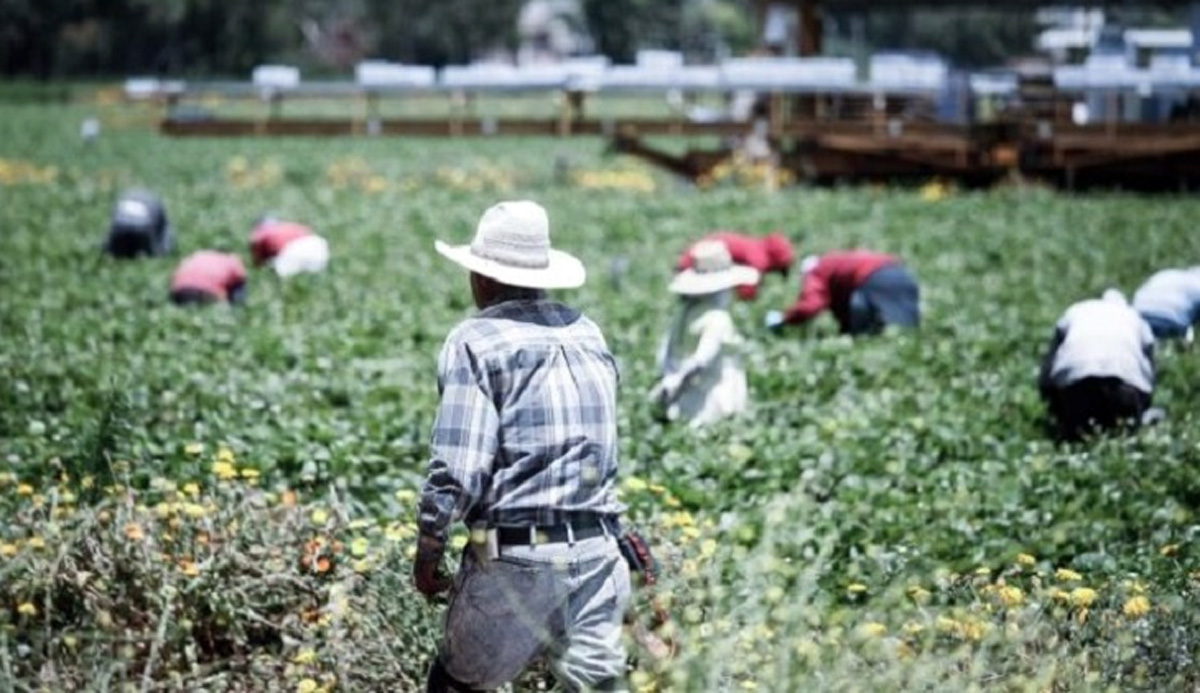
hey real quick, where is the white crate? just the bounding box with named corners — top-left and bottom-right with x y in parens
top-left (721, 57), bottom-right (857, 90)
top-left (355, 61), bottom-right (436, 88)
top-left (252, 65), bottom-right (301, 89)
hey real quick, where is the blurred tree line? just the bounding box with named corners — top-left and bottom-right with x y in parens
top-left (0, 0), bottom-right (756, 78)
top-left (0, 0), bottom-right (1187, 78)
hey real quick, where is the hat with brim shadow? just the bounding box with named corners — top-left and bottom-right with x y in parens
top-left (669, 240), bottom-right (760, 295)
top-left (435, 200), bottom-right (585, 290)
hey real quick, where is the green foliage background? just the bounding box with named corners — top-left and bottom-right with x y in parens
top-left (3, 100), bottom-right (1200, 688)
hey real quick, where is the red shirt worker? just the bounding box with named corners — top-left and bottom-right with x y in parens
top-left (676, 231), bottom-right (795, 300)
top-left (249, 218), bottom-right (312, 266)
top-left (249, 218), bottom-right (330, 277)
top-left (767, 250), bottom-right (919, 335)
top-left (169, 251), bottom-right (247, 306)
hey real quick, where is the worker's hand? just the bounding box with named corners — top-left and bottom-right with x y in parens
top-left (413, 534), bottom-right (451, 599)
top-left (764, 310), bottom-right (784, 332)
top-left (651, 372), bottom-right (686, 405)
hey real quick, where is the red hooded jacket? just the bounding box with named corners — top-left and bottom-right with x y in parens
top-left (783, 251), bottom-right (899, 326)
top-left (676, 232), bottom-right (795, 300)
top-left (170, 251), bottom-right (247, 301)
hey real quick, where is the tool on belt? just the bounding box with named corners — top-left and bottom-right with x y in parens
top-left (618, 528), bottom-right (676, 661)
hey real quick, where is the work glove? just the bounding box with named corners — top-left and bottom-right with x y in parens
top-left (413, 534), bottom-right (452, 599)
top-left (649, 372), bottom-right (685, 405)
top-left (764, 310), bottom-right (784, 332)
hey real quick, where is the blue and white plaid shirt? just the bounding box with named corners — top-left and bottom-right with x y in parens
top-left (418, 299), bottom-right (624, 542)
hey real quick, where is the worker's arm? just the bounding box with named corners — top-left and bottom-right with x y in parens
top-left (782, 264), bottom-right (831, 325)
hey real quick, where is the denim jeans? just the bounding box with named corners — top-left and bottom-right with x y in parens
top-left (438, 534), bottom-right (631, 692)
top-left (846, 265), bottom-right (920, 335)
top-left (1140, 313), bottom-right (1190, 340)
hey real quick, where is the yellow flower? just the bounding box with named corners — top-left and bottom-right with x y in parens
top-left (1055, 568), bottom-right (1082, 582)
top-left (663, 511), bottom-right (694, 529)
top-left (239, 468), bottom-right (260, 480)
top-left (996, 585), bottom-right (1025, 608)
top-left (1016, 553), bottom-right (1036, 567)
top-left (292, 649), bottom-right (317, 665)
top-left (0, 543), bottom-right (18, 557)
top-left (630, 670), bottom-right (656, 693)
top-left (179, 560), bottom-right (200, 577)
top-left (394, 488), bottom-right (416, 504)
top-left (919, 180), bottom-right (949, 202)
top-left (1123, 595), bottom-right (1151, 618)
top-left (385, 523), bottom-right (414, 542)
top-left (906, 585), bottom-right (930, 603)
top-left (846, 583), bottom-right (868, 595)
top-left (184, 443), bottom-right (203, 456)
top-left (124, 523), bottom-right (145, 541)
top-left (311, 509), bottom-right (329, 526)
top-left (350, 537), bottom-right (370, 557)
top-left (211, 461), bottom-right (237, 481)
top-left (182, 482), bottom-right (201, 498)
top-left (296, 679), bottom-right (319, 693)
top-left (858, 622), bottom-right (887, 638)
top-left (1069, 587), bottom-right (1097, 607)
top-left (902, 621), bottom-right (924, 636)
top-left (974, 566), bottom-right (991, 576)
top-left (26, 536), bottom-right (45, 550)
top-left (935, 616), bottom-right (959, 632)
top-left (1160, 544), bottom-right (1180, 557)
top-left (17, 602), bottom-right (37, 616)
top-left (621, 476), bottom-right (648, 493)
top-left (16, 483), bottom-right (34, 496)
top-left (352, 559), bottom-right (371, 574)
top-left (182, 503), bottom-right (207, 519)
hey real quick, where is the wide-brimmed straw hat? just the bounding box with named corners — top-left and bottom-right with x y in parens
top-left (669, 240), bottom-right (760, 295)
top-left (434, 200), bottom-right (586, 289)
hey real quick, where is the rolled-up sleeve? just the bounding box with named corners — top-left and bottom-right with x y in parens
top-left (418, 338), bottom-right (500, 542)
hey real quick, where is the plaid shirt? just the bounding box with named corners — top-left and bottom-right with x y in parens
top-left (418, 299), bottom-right (623, 542)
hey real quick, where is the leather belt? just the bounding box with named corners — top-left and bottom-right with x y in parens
top-left (494, 516), bottom-right (613, 546)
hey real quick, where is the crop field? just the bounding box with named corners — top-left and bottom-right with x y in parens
top-left (3, 98), bottom-right (1200, 691)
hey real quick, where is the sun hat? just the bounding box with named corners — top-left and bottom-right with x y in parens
top-left (272, 234), bottom-right (330, 278)
top-left (669, 240), bottom-right (760, 295)
top-left (1101, 288), bottom-right (1128, 305)
top-left (434, 200), bottom-right (586, 289)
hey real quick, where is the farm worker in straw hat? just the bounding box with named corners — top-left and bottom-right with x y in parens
top-left (652, 240), bottom-right (759, 428)
top-left (168, 250), bottom-right (246, 306)
top-left (1038, 289), bottom-right (1159, 441)
top-left (1132, 266), bottom-right (1200, 343)
top-left (249, 217), bottom-right (330, 278)
top-left (103, 188), bottom-right (174, 259)
top-left (766, 250), bottom-right (919, 335)
top-left (675, 231), bottom-right (794, 300)
top-left (416, 200), bottom-right (633, 692)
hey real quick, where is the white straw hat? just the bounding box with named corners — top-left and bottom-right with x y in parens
top-left (435, 200), bottom-right (586, 289)
top-left (669, 240), bottom-right (760, 295)
top-left (272, 234), bottom-right (330, 278)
